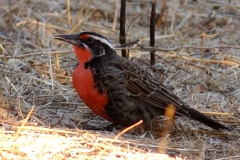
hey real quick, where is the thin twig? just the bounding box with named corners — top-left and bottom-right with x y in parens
top-left (168, 54), bottom-right (238, 66)
top-left (119, 0), bottom-right (127, 58)
top-left (112, 0), bottom-right (119, 30)
top-left (67, 0), bottom-right (71, 25)
top-left (159, 105), bottom-right (175, 153)
top-left (150, 2), bottom-right (156, 65)
top-left (14, 106), bottom-right (35, 139)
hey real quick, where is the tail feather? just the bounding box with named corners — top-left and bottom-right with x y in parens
top-left (177, 105), bottom-right (230, 131)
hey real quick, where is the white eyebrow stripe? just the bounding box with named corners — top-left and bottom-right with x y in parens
top-left (90, 35), bottom-right (114, 49)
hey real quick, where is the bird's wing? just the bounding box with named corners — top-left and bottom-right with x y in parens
top-left (107, 58), bottom-right (188, 115)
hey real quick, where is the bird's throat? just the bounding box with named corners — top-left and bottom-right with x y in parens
top-left (73, 45), bottom-right (92, 64)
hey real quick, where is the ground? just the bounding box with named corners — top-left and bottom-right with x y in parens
top-left (0, 0), bottom-right (239, 159)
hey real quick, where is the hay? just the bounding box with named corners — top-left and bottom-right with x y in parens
top-left (0, 0), bottom-right (239, 159)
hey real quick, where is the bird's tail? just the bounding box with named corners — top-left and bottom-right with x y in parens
top-left (177, 105), bottom-right (230, 131)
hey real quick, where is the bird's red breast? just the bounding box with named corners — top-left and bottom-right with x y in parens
top-left (72, 45), bottom-right (111, 121)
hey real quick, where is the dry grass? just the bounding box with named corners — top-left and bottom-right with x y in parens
top-left (0, 0), bottom-right (240, 159)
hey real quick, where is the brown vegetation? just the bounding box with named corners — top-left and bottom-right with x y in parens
top-left (0, 0), bottom-right (239, 159)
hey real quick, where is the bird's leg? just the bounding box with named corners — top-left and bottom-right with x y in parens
top-left (82, 125), bottom-right (103, 131)
top-left (82, 123), bottom-right (122, 131)
top-left (102, 123), bottom-right (123, 131)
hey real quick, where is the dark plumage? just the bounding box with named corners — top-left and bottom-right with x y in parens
top-left (54, 32), bottom-right (230, 131)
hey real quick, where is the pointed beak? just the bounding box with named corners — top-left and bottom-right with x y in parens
top-left (54, 34), bottom-right (83, 46)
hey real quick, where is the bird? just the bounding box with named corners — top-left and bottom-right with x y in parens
top-left (54, 32), bottom-right (230, 131)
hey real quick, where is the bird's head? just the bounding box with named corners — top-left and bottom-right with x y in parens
top-left (54, 32), bottom-right (115, 63)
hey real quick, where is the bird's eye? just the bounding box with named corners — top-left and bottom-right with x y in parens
top-left (87, 38), bottom-right (94, 43)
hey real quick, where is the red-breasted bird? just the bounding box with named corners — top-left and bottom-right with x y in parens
top-left (54, 32), bottom-right (229, 131)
